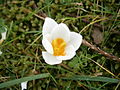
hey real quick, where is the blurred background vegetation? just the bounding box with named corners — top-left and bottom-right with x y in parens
top-left (0, 0), bottom-right (120, 89)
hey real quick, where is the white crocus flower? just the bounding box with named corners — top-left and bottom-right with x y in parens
top-left (21, 81), bottom-right (28, 90)
top-left (42, 17), bottom-right (82, 65)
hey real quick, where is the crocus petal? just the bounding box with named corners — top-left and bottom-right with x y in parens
top-left (0, 51), bottom-right (2, 55)
top-left (42, 35), bottom-right (53, 54)
top-left (56, 45), bottom-right (76, 60)
top-left (21, 81), bottom-right (28, 90)
top-left (51, 23), bottom-right (70, 43)
top-left (44, 34), bottom-right (52, 43)
top-left (42, 17), bottom-right (58, 36)
top-left (42, 51), bottom-right (62, 65)
top-left (1, 28), bottom-right (7, 40)
top-left (68, 32), bottom-right (82, 51)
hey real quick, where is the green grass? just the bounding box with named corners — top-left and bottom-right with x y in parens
top-left (0, 0), bottom-right (120, 89)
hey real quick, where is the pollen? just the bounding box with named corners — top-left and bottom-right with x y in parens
top-left (52, 38), bottom-right (66, 56)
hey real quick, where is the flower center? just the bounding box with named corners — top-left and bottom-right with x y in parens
top-left (52, 38), bottom-right (66, 56)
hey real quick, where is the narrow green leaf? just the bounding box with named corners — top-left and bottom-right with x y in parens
top-left (0, 73), bottom-right (50, 89)
top-left (62, 75), bottom-right (120, 83)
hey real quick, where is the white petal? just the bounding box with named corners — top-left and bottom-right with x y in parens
top-left (42, 35), bottom-right (53, 54)
top-left (42, 17), bottom-right (58, 36)
top-left (68, 32), bottom-right (82, 51)
top-left (1, 28), bottom-right (7, 40)
top-left (21, 81), bottom-right (28, 90)
top-left (43, 34), bottom-right (52, 43)
top-left (51, 23), bottom-right (70, 42)
top-left (56, 45), bottom-right (76, 60)
top-left (0, 51), bottom-right (2, 55)
top-left (42, 51), bottom-right (62, 65)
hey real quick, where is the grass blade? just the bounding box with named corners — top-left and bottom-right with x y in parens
top-left (0, 73), bottom-right (50, 88)
top-left (62, 75), bottom-right (120, 83)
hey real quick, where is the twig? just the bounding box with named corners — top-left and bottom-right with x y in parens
top-left (82, 39), bottom-right (120, 62)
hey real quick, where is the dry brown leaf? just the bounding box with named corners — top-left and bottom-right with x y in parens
top-left (92, 27), bottom-right (103, 44)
